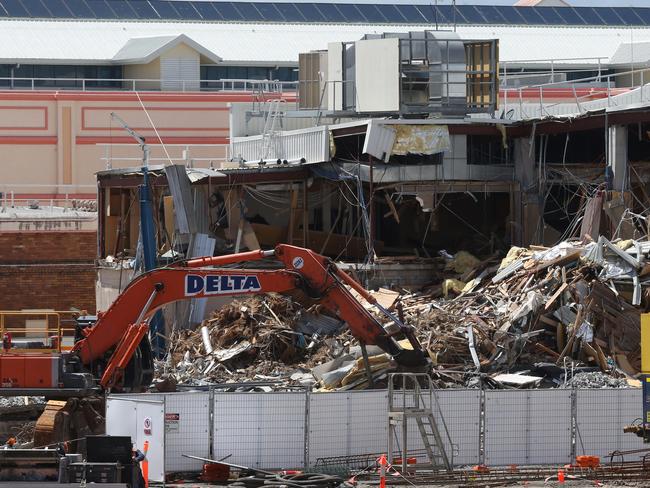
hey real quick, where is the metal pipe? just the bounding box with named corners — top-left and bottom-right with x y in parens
top-left (135, 288), bottom-right (160, 326)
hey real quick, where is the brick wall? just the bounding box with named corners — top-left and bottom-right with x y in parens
top-left (0, 231), bottom-right (96, 312)
top-left (0, 231), bottom-right (96, 264)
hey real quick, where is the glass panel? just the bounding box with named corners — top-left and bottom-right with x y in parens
top-left (148, 0), bottom-right (179, 19)
top-left (65, 0), bottom-right (94, 17)
top-left (415, 4), bottom-right (436, 23)
top-left (314, 3), bottom-right (344, 22)
top-left (173, 0), bottom-right (200, 19)
top-left (247, 66), bottom-right (269, 79)
top-left (0, 65), bottom-right (10, 83)
top-left (6, 64), bottom-right (32, 86)
top-left (554, 7), bottom-right (585, 26)
top-left (376, 5), bottom-right (404, 22)
top-left (495, 6), bottom-right (526, 24)
top-left (234, 3), bottom-right (264, 20)
top-left (129, 0), bottom-right (157, 18)
top-left (79, 65), bottom-right (98, 78)
top-left (535, 6), bottom-right (564, 24)
top-left (0, 4), bottom-right (7, 15)
top-left (213, 2), bottom-right (243, 21)
top-left (22, 0), bottom-right (51, 17)
top-left (227, 66), bottom-right (247, 79)
top-left (252, 2), bottom-right (283, 21)
top-left (295, 3), bottom-right (324, 22)
top-left (474, 6), bottom-right (506, 24)
top-left (271, 66), bottom-right (298, 81)
top-left (437, 5), bottom-right (467, 24)
top-left (105, 0), bottom-right (136, 18)
top-left (514, 7), bottom-right (545, 25)
top-left (614, 8), bottom-right (643, 25)
top-left (33, 65), bottom-right (54, 87)
top-left (335, 4), bottom-right (365, 22)
top-left (86, 0), bottom-right (116, 18)
top-left (1, 0), bottom-right (29, 16)
top-left (631, 8), bottom-right (650, 26)
top-left (394, 5), bottom-right (424, 23)
top-left (97, 65), bottom-right (122, 88)
top-left (48, 0), bottom-right (75, 17)
top-left (595, 7), bottom-right (625, 26)
top-left (356, 4), bottom-right (386, 23)
top-left (574, 8), bottom-right (605, 26)
top-left (54, 65), bottom-right (79, 87)
top-left (457, 5), bottom-right (487, 24)
top-left (273, 3), bottom-right (304, 22)
top-left (191, 2), bottom-right (220, 20)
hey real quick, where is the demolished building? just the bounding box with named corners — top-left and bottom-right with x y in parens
top-left (93, 30), bottom-right (650, 392)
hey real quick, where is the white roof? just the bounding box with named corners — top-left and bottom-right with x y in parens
top-left (609, 41), bottom-right (650, 67)
top-left (0, 19), bottom-right (649, 66)
top-left (112, 34), bottom-right (222, 64)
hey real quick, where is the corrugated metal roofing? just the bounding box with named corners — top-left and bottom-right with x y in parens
top-left (0, 19), bottom-right (648, 66)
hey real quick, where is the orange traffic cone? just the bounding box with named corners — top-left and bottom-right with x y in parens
top-left (142, 440), bottom-right (150, 488)
top-left (558, 469), bottom-right (565, 484)
top-left (379, 454), bottom-right (387, 488)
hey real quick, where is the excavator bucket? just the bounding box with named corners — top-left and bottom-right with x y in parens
top-left (33, 397), bottom-right (105, 450)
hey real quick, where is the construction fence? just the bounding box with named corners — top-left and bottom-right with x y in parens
top-left (107, 387), bottom-right (645, 476)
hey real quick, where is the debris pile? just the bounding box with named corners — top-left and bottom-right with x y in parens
top-left (401, 237), bottom-right (646, 387)
top-left (157, 237), bottom-right (649, 390)
top-left (158, 294), bottom-right (354, 389)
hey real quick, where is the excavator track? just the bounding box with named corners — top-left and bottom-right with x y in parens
top-left (33, 397), bottom-right (105, 449)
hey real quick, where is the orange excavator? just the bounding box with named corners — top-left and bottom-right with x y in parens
top-left (0, 244), bottom-right (428, 446)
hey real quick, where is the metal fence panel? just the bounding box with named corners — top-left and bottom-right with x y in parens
top-left (576, 388), bottom-right (644, 459)
top-left (388, 389), bottom-right (479, 468)
top-left (308, 390), bottom-right (388, 467)
top-left (436, 389), bottom-right (481, 466)
top-left (213, 392), bottom-right (306, 469)
top-left (485, 389), bottom-right (572, 466)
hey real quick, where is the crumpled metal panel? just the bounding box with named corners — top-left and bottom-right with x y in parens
top-left (390, 124), bottom-right (451, 155)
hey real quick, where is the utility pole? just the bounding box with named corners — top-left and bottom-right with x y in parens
top-left (110, 112), bottom-right (164, 356)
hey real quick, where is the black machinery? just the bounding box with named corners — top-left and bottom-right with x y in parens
top-left (0, 435), bottom-right (143, 487)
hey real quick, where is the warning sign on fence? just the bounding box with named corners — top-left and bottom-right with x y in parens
top-left (165, 413), bottom-right (180, 432)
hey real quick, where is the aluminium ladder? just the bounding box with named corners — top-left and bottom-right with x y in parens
top-left (388, 373), bottom-right (454, 473)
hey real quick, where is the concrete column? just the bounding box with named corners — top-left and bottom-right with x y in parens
top-left (607, 124), bottom-right (628, 192)
top-left (513, 137), bottom-right (541, 246)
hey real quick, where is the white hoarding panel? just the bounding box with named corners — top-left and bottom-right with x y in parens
top-left (213, 392), bottom-right (306, 469)
top-left (576, 388), bottom-right (644, 458)
top-left (485, 390), bottom-right (572, 466)
top-left (106, 398), bottom-right (137, 438)
top-left (136, 401), bottom-right (165, 483)
top-left (107, 397), bottom-right (165, 483)
top-left (308, 390), bottom-right (388, 467)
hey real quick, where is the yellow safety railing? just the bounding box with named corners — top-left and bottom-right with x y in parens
top-left (0, 311), bottom-right (80, 354)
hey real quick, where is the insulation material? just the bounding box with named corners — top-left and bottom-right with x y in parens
top-left (389, 124), bottom-right (450, 155)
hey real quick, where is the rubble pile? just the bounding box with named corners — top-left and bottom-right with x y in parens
top-left (400, 237), bottom-right (646, 387)
top-left (156, 237), bottom-right (650, 391)
top-left (158, 294), bottom-right (353, 388)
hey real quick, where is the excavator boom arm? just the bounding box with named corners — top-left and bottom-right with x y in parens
top-left (73, 244), bottom-right (426, 370)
